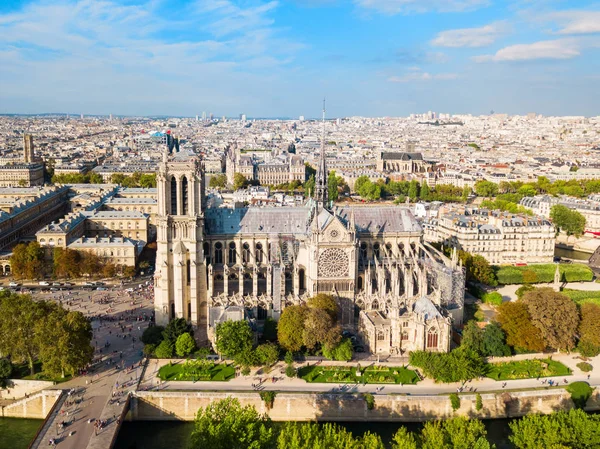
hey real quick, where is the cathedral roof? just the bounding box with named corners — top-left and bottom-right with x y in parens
top-left (205, 207), bottom-right (310, 235)
top-left (335, 206), bottom-right (421, 234)
top-left (413, 295), bottom-right (442, 319)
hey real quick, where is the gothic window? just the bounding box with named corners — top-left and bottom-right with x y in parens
top-left (377, 331), bottom-right (385, 341)
top-left (181, 176), bottom-right (189, 215)
top-left (255, 243), bottom-right (263, 263)
top-left (385, 243), bottom-right (392, 256)
top-left (281, 242), bottom-right (290, 264)
top-left (402, 332), bottom-right (409, 341)
top-left (228, 242), bottom-right (237, 264)
top-left (214, 242), bottom-right (223, 264)
top-left (373, 243), bottom-right (380, 259)
top-left (170, 176), bottom-right (178, 215)
top-left (186, 260), bottom-right (191, 285)
top-left (357, 276), bottom-right (363, 291)
top-left (359, 242), bottom-right (367, 261)
top-left (242, 242), bottom-right (251, 263)
top-left (317, 248), bottom-right (349, 278)
top-left (371, 300), bottom-right (379, 310)
top-left (427, 328), bottom-right (439, 348)
top-left (402, 321), bottom-right (409, 327)
top-left (299, 268), bottom-right (306, 292)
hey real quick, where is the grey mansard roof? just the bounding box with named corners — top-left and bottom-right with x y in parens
top-left (380, 152), bottom-right (423, 161)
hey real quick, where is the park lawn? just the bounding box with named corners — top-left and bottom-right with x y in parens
top-left (158, 362), bottom-right (235, 382)
top-left (299, 365), bottom-right (419, 385)
top-left (560, 289), bottom-right (600, 305)
top-left (494, 264), bottom-right (593, 285)
top-left (486, 358), bottom-right (571, 381)
top-left (11, 361), bottom-right (72, 383)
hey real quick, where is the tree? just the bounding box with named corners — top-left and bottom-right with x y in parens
top-left (0, 358), bottom-right (13, 387)
top-left (578, 303), bottom-right (600, 357)
top-left (0, 293), bottom-right (46, 375)
top-left (481, 322), bottom-right (511, 357)
top-left (233, 173), bottom-right (249, 190)
top-left (215, 320), bottom-right (253, 358)
top-left (277, 422), bottom-right (384, 449)
top-left (475, 393), bottom-right (483, 411)
top-left (421, 417), bottom-right (492, 449)
top-left (509, 409), bottom-right (600, 449)
top-left (255, 342), bottom-right (279, 366)
top-left (470, 255), bottom-right (497, 286)
top-left (123, 265), bottom-right (137, 278)
top-left (449, 393), bottom-right (460, 412)
top-left (461, 321), bottom-right (484, 354)
top-left (262, 317), bottom-right (278, 342)
top-left (409, 348), bottom-right (485, 383)
top-left (277, 305), bottom-right (307, 352)
top-left (304, 175), bottom-right (315, 198)
top-left (209, 174), bottom-right (227, 189)
top-left (163, 318), bottom-right (194, 344)
top-left (322, 338), bottom-right (353, 362)
top-left (420, 182), bottom-right (431, 200)
top-left (36, 305), bottom-right (94, 378)
top-left (408, 180), bottom-right (420, 201)
top-left (391, 427), bottom-right (418, 449)
top-left (302, 308), bottom-right (340, 350)
top-left (307, 294), bottom-right (339, 322)
top-left (497, 302), bottom-right (546, 352)
top-left (154, 339), bottom-right (174, 358)
top-left (10, 242), bottom-right (45, 280)
top-left (328, 170), bottom-right (340, 201)
top-left (461, 186), bottom-right (472, 202)
top-left (175, 332), bottom-right (197, 357)
top-left (53, 247), bottom-right (81, 279)
top-left (474, 180), bottom-right (498, 197)
top-left (550, 204), bottom-right (586, 237)
top-left (522, 288), bottom-right (579, 351)
top-left (188, 397), bottom-right (275, 449)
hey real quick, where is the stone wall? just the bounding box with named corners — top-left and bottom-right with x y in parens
top-left (1, 390), bottom-right (61, 419)
top-left (129, 388), bottom-right (600, 422)
top-left (1, 379), bottom-right (54, 401)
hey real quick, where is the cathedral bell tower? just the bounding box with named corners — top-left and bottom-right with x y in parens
top-left (154, 141), bottom-right (208, 342)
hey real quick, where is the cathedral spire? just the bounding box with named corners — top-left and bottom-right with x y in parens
top-left (314, 98), bottom-right (328, 209)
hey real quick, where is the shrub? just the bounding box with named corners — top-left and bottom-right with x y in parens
top-left (495, 264), bottom-right (593, 285)
top-left (284, 351), bottom-right (294, 365)
top-left (409, 349), bottom-right (485, 383)
top-left (522, 270), bottom-right (538, 284)
top-left (515, 285), bottom-right (536, 299)
top-left (482, 292), bottom-right (503, 306)
top-left (154, 339), bottom-right (175, 358)
top-left (578, 340), bottom-right (600, 358)
top-left (241, 365), bottom-right (251, 376)
top-left (566, 382), bottom-right (593, 409)
top-left (141, 325), bottom-right (165, 346)
top-left (143, 344), bottom-right (156, 357)
top-left (363, 393), bottom-right (375, 410)
top-left (285, 364), bottom-right (296, 378)
top-left (577, 362), bottom-right (593, 373)
top-left (259, 391), bottom-right (276, 410)
top-left (449, 393), bottom-right (460, 412)
top-left (323, 338), bottom-right (353, 362)
top-left (175, 333), bottom-right (197, 357)
top-left (475, 393), bottom-right (483, 411)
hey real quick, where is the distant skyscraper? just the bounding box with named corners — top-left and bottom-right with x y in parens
top-left (23, 134), bottom-right (34, 163)
top-left (109, 113), bottom-right (113, 121)
top-left (210, 113), bottom-right (214, 121)
top-left (299, 115), bottom-right (305, 121)
top-left (80, 113), bottom-right (84, 119)
top-left (202, 111), bottom-right (207, 121)
top-left (241, 114), bottom-right (247, 122)
top-left (336, 118), bottom-right (341, 125)
top-left (196, 115), bottom-right (199, 121)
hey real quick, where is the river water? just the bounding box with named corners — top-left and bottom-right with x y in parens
top-left (113, 419), bottom-right (514, 449)
top-left (0, 418), bottom-right (42, 449)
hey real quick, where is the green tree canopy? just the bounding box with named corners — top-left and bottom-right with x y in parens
top-left (209, 174), bottom-right (228, 189)
top-left (550, 204), bottom-right (586, 237)
top-left (188, 397), bottom-right (275, 449)
top-left (175, 332), bottom-right (197, 357)
top-left (474, 180), bottom-right (499, 197)
top-left (163, 318), bottom-right (194, 344)
top-left (481, 322), bottom-right (511, 357)
top-left (277, 305), bottom-right (308, 352)
top-left (577, 303), bottom-right (600, 357)
top-left (307, 294), bottom-right (339, 322)
top-left (233, 173), bottom-right (249, 190)
top-left (215, 320), bottom-right (253, 358)
top-left (496, 302), bottom-right (546, 353)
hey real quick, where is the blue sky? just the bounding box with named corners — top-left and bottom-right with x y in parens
top-left (1, 0), bottom-right (599, 117)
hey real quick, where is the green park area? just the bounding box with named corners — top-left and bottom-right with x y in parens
top-left (560, 289), bottom-right (600, 305)
top-left (494, 263), bottom-right (593, 285)
top-left (299, 365), bottom-right (420, 385)
top-left (486, 358), bottom-right (571, 381)
top-left (158, 360), bottom-right (235, 382)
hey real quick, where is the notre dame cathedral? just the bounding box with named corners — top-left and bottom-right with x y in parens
top-left (154, 134), bottom-right (465, 356)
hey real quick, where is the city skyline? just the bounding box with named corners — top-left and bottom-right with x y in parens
top-left (1, 0), bottom-right (599, 117)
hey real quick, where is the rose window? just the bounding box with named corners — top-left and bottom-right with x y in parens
top-left (318, 248), bottom-right (349, 278)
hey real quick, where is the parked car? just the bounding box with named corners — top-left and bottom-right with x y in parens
top-left (39, 281), bottom-right (50, 286)
top-left (63, 282), bottom-right (72, 286)
top-left (9, 282), bottom-right (19, 287)
top-left (52, 282), bottom-right (61, 286)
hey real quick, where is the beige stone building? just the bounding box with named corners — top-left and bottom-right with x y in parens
top-left (422, 207), bottom-right (555, 265)
top-left (521, 195), bottom-right (600, 234)
top-left (68, 236), bottom-right (143, 267)
top-left (0, 134), bottom-right (44, 187)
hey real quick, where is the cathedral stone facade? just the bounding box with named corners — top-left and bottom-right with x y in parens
top-left (154, 139), bottom-right (465, 355)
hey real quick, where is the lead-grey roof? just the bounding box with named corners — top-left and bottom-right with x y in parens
top-left (205, 207), bottom-right (310, 235)
top-left (380, 152), bottom-right (423, 161)
top-left (335, 206), bottom-right (422, 234)
top-left (413, 296), bottom-right (442, 319)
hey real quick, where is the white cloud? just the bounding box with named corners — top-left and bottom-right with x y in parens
top-left (355, 0), bottom-right (488, 14)
top-left (431, 21), bottom-right (509, 48)
top-left (546, 10), bottom-right (600, 35)
top-left (388, 69), bottom-right (458, 82)
top-left (473, 39), bottom-right (581, 62)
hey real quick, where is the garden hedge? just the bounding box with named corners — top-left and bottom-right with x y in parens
top-left (494, 264), bottom-right (593, 285)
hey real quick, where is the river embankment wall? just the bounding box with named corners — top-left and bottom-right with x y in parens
top-left (128, 388), bottom-right (600, 422)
